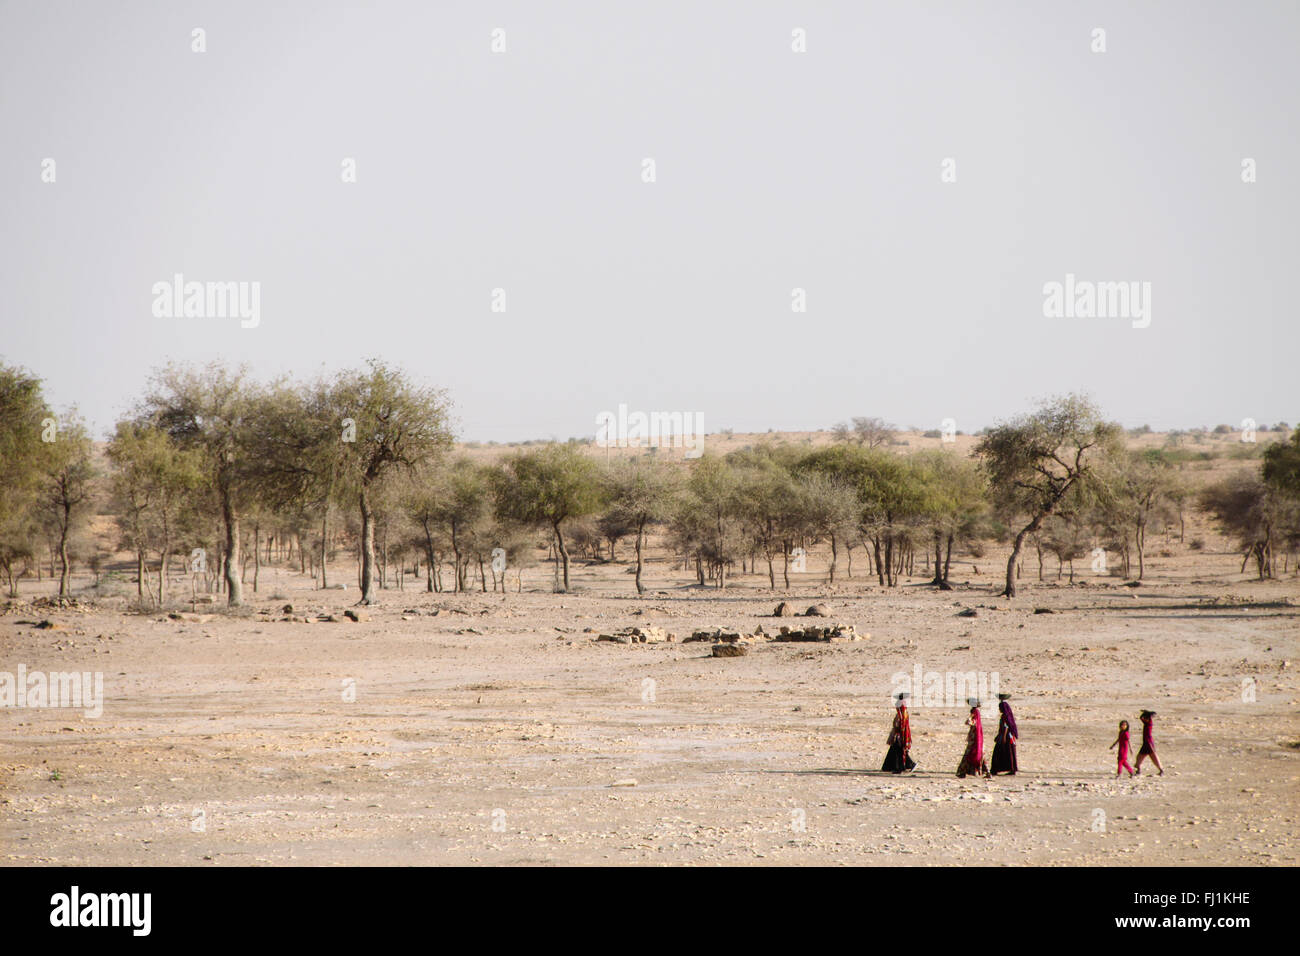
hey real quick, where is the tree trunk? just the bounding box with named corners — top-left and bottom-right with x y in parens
top-left (358, 487), bottom-right (377, 604)
top-left (1002, 476), bottom-right (1078, 598)
top-left (57, 501), bottom-right (71, 599)
top-left (320, 509), bottom-right (329, 589)
top-left (222, 489), bottom-right (242, 606)
top-left (158, 541), bottom-right (170, 605)
top-left (451, 519), bottom-right (463, 593)
top-left (634, 520), bottom-right (646, 595)
top-left (553, 521), bottom-right (570, 592)
top-left (1135, 520), bottom-right (1145, 580)
top-left (422, 524), bottom-right (436, 592)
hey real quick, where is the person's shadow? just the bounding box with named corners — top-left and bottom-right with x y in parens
top-left (730, 768), bottom-right (1119, 780)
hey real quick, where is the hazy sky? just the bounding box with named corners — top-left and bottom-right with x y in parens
top-left (2, 1), bottom-right (1296, 442)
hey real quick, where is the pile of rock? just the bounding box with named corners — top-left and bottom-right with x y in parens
top-left (596, 625), bottom-right (673, 644)
top-left (774, 623), bottom-right (865, 643)
top-left (683, 627), bottom-right (747, 643)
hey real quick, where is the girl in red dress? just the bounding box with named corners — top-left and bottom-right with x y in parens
top-left (1110, 719), bottom-right (1135, 777)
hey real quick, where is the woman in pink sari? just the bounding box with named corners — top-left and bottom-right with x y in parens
top-left (955, 699), bottom-right (990, 778)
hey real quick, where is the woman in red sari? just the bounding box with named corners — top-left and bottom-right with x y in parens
top-left (1135, 710), bottom-right (1163, 775)
top-left (882, 693), bottom-right (916, 773)
top-left (955, 699), bottom-right (990, 778)
top-left (990, 693), bottom-right (1018, 775)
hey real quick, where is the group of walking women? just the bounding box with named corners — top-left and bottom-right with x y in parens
top-left (882, 692), bottom-right (1018, 777)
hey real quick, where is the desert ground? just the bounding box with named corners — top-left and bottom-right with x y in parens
top-left (3, 444), bottom-right (1297, 866)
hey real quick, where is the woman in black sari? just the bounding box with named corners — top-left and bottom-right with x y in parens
top-left (990, 693), bottom-right (1018, 775)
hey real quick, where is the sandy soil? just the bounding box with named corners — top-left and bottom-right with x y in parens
top-left (3, 529), bottom-right (1297, 867)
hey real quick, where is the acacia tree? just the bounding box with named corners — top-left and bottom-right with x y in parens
top-left (604, 456), bottom-right (681, 595)
top-left (801, 445), bottom-right (877, 582)
top-left (0, 363), bottom-right (48, 597)
top-left (803, 445), bottom-right (924, 587)
top-left (402, 466), bottom-right (446, 592)
top-left (832, 416), bottom-right (895, 448)
top-left (772, 471), bottom-right (857, 589)
top-left (247, 377), bottom-right (349, 589)
top-left (733, 454), bottom-right (795, 589)
top-left (106, 421), bottom-right (205, 604)
top-left (680, 454), bottom-right (744, 589)
top-left (142, 363), bottom-right (257, 606)
top-left (1264, 426), bottom-right (1300, 497)
top-left (1165, 471), bottom-right (1192, 543)
top-left (1041, 508), bottom-right (1090, 582)
top-left (1199, 471), bottom-right (1297, 580)
top-left (331, 361), bottom-right (454, 605)
top-left (491, 443), bottom-right (605, 592)
top-left (806, 474), bottom-right (858, 585)
top-left (415, 457), bottom-right (493, 592)
top-left (1263, 426), bottom-right (1300, 573)
top-left (771, 459), bottom-right (859, 586)
top-left (976, 395), bottom-right (1122, 598)
top-left (40, 414), bottom-right (96, 600)
top-left (911, 449), bottom-right (988, 588)
top-left (1102, 450), bottom-right (1177, 580)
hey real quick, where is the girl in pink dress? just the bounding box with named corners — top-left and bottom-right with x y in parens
top-left (1110, 719), bottom-right (1135, 777)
